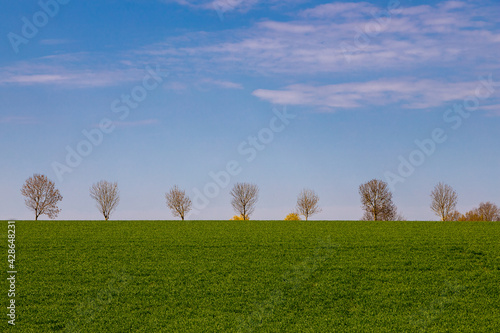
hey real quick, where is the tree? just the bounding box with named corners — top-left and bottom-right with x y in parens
top-left (447, 210), bottom-right (462, 221)
top-left (284, 212), bottom-right (301, 221)
top-left (230, 215), bottom-right (247, 220)
top-left (296, 189), bottom-right (321, 221)
top-left (165, 185), bottom-right (192, 221)
top-left (359, 179), bottom-right (397, 221)
top-left (430, 183), bottom-right (458, 221)
top-left (21, 174), bottom-right (63, 220)
top-left (476, 202), bottom-right (500, 221)
top-left (90, 180), bottom-right (120, 221)
top-left (230, 183), bottom-right (259, 220)
top-left (458, 209), bottom-right (484, 221)
top-left (456, 202), bottom-right (500, 221)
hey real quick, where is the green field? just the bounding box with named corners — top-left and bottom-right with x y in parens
top-left (2, 220), bottom-right (500, 332)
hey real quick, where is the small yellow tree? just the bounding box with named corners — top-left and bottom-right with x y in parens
top-left (284, 212), bottom-right (301, 221)
top-left (230, 215), bottom-right (248, 220)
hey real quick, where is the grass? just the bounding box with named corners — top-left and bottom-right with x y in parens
top-left (1, 220), bottom-right (500, 332)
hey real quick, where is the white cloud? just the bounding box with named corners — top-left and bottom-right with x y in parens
top-left (168, 0), bottom-right (260, 13)
top-left (167, 0), bottom-right (304, 13)
top-left (0, 69), bottom-right (143, 87)
top-left (138, 0), bottom-right (499, 80)
top-left (198, 78), bottom-right (243, 89)
top-left (258, 21), bottom-right (317, 34)
top-left (252, 79), bottom-right (481, 110)
top-left (0, 59), bottom-right (146, 88)
top-left (2, 0), bottom-right (499, 109)
top-left (300, 2), bottom-right (378, 19)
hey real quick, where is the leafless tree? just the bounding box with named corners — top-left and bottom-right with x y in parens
top-left (296, 189), bottom-right (321, 221)
top-left (430, 183), bottom-right (458, 221)
top-left (359, 179), bottom-right (398, 221)
top-left (165, 185), bottom-right (192, 220)
top-left (20, 174), bottom-right (63, 220)
top-left (447, 210), bottom-right (462, 221)
top-left (476, 202), bottom-right (500, 221)
top-left (459, 208), bottom-right (484, 221)
top-left (361, 204), bottom-right (401, 221)
top-left (230, 182), bottom-right (259, 220)
top-left (90, 180), bottom-right (120, 221)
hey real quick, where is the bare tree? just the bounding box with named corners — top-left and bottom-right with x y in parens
top-left (165, 185), bottom-right (192, 220)
top-left (90, 180), bottom-right (120, 221)
top-left (359, 179), bottom-right (398, 221)
top-left (230, 182), bottom-right (259, 220)
top-left (296, 189), bottom-right (321, 221)
top-left (447, 210), bottom-right (462, 221)
top-left (430, 183), bottom-right (458, 221)
top-left (21, 174), bottom-right (63, 220)
top-left (477, 202), bottom-right (500, 221)
top-left (459, 209), bottom-right (484, 221)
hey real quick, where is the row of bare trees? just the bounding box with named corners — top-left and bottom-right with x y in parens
top-left (430, 182), bottom-right (500, 221)
top-left (358, 180), bottom-right (500, 222)
top-left (171, 183), bottom-right (322, 221)
top-left (18, 175), bottom-right (320, 221)
top-left (20, 174), bottom-right (121, 221)
top-left (19, 174), bottom-right (499, 221)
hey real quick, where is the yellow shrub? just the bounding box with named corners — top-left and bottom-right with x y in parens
top-left (284, 212), bottom-right (301, 221)
top-left (230, 215), bottom-right (248, 220)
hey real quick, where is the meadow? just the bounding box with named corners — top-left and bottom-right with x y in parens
top-left (1, 220), bottom-right (499, 332)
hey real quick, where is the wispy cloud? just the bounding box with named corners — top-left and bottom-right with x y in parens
top-left (0, 70), bottom-right (142, 87)
top-left (480, 104), bottom-right (500, 117)
top-left (0, 60), bottom-right (145, 88)
top-left (167, 0), bottom-right (299, 13)
top-left (143, 0), bottom-right (500, 113)
top-left (258, 21), bottom-right (317, 34)
top-left (161, 77), bottom-right (242, 93)
top-left (253, 79), bottom-right (482, 110)
top-left (300, 2), bottom-right (378, 19)
top-left (2, 0), bottom-right (499, 115)
top-left (167, 0), bottom-right (255, 13)
top-left (198, 78), bottom-right (243, 89)
top-left (143, 0), bottom-right (499, 77)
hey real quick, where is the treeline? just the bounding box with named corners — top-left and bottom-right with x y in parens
top-left (19, 174), bottom-right (500, 222)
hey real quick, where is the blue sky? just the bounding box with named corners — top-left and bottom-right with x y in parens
top-left (1, 0), bottom-right (499, 220)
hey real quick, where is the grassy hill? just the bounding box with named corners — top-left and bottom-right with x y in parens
top-left (2, 220), bottom-right (499, 332)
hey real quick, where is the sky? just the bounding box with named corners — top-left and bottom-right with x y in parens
top-left (0, 0), bottom-right (499, 221)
